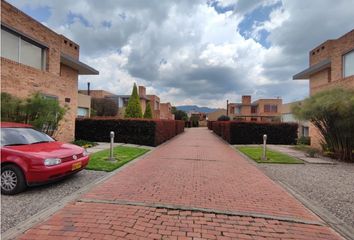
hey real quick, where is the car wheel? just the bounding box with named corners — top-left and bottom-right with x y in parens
top-left (1, 165), bottom-right (26, 195)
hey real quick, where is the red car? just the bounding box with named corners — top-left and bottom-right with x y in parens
top-left (1, 122), bottom-right (89, 195)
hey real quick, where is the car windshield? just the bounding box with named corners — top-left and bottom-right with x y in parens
top-left (1, 128), bottom-right (55, 146)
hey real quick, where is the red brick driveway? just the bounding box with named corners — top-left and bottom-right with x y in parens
top-left (18, 128), bottom-right (343, 239)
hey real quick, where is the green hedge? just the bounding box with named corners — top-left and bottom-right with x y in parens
top-left (75, 118), bottom-right (184, 146)
top-left (211, 121), bottom-right (298, 145)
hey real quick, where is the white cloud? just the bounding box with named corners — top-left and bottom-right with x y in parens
top-left (8, 0), bottom-right (354, 107)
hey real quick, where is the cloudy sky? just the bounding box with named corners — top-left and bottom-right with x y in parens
top-left (8, 0), bottom-right (354, 107)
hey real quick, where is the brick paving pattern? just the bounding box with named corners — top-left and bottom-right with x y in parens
top-left (17, 128), bottom-right (343, 239)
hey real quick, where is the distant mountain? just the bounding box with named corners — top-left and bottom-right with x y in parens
top-left (176, 105), bottom-right (218, 113)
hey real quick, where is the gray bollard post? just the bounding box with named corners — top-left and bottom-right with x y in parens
top-left (262, 134), bottom-right (267, 161)
top-left (108, 131), bottom-right (116, 162)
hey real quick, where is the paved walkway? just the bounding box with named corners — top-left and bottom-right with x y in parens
top-left (17, 128), bottom-right (343, 240)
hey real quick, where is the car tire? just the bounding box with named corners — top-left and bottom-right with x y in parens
top-left (1, 164), bottom-right (27, 195)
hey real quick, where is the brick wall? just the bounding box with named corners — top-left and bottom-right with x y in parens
top-left (308, 29), bottom-right (354, 148)
top-left (160, 103), bottom-right (174, 120)
top-left (1, 0), bottom-right (81, 142)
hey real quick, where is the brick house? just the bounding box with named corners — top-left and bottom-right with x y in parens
top-left (160, 102), bottom-right (175, 120)
top-left (228, 95), bottom-right (282, 122)
top-left (80, 85), bottom-right (172, 119)
top-left (1, 0), bottom-right (99, 142)
top-left (77, 93), bottom-right (91, 118)
top-left (146, 94), bottom-right (160, 119)
top-left (281, 101), bottom-right (309, 138)
top-left (293, 29), bottom-right (354, 148)
top-left (207, 109), bottom-right (227, 121)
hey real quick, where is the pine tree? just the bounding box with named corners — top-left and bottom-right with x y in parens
top-left (144, 103), bottom-right (153, 119)
top-left (125, 83), bottom-right (142, 118)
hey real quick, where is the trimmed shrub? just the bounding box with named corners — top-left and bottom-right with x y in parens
top-left (75, 118), bottom-right (184, 146)
top-left (217, 115), bottom-right (230, 121)
top-left (212, 121), bottom-right (298, 145)
top-left (207, 121), bottom-right (215, 130)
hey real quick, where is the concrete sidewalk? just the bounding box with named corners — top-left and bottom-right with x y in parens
top-left (17, 128), bottom-right (343, 239)
top-left (267, 145), bottom-right (336, 164)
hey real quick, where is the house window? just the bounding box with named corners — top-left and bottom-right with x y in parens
top-left (235, 106), bottom-right (241, 114)
top-left (229, 106), bottom-right (235, 114)
top-left (42, 94), bottom-right (58, 101)
top-left (251, 106), bottom-right (257, 114)
top-left (1, 28), bottom-right (46, 70)
top-left (77, 107), bottom-right (89, 117)
top-left (343, 50), bottom-right (354, 77)
top-left (264, 104), bottom-right (278, 113)
top-left (155, 101), bottom-right (159, 110)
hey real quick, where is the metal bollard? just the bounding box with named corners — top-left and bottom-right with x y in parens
top-left (108, 131), bottom-right (116, 162)
top-left (262, 134), bottom-right (267, 161)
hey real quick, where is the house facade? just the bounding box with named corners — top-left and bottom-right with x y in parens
top-left (80, 85), bottom-right (173, 119)
top-left (207, 109), bottom-right (227, 121)
top-left (281, 102), bottom-right (309, 138)
top-left (1, 0), bottom-right (98, 142)
top-left (228, 95), bottom-right (282, 122)
top-left (293, 29), bottom-right (354, 148)
top-left (77, 93), bottom-right (91, 118)
top-left (160, 103), bottom-right (174, 120)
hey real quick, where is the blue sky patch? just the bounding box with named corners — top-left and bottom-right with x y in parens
top-left (20, 5), bottom-right (51, 23)
top-left (67, 12), bottom-right (91, 27)
top-left (238, 1), bottom-right (282, 48)
top-left (208, 0), bottom-right (235, 14)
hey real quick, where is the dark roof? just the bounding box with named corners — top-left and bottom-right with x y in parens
top-left (293, 59), bottom-right (331, 80)
top-left (114, 95), bottom-right (150, 100)
top-left (60, 53), bottom-right (99, 75)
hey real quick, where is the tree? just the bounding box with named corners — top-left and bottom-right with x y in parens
top-left (1, 92), bottom-right (66, 136)
top-left (292, 88), bottom-right (354, 162)
top-left (171, 107), bottom-right (188, 121)
top-left (125, 83), bottom-right (143, 118)
top-left (217, 115), bottom-right (230, 121)
top-left (91, 98), bottom-right (118, 116)
top-left (144, 103), bottom-right (153, 119)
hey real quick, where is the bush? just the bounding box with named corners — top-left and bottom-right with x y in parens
top-left (292, 88), bottom-right (354, 161)
top-left (172, 107), bottom-right (188, 121)
top-left (207, 121), bottom-right (215, 130)
top-left (75, 118), bottom-right (184, 146)
top-left (1, 92), bottom-right (66, 136)
top-left (212, 121), bottom-right (298, 145)
top-left (72, 139), bottom-right (98, 148)
top-left (91, 98), bottom-right (118, 116)
top-left (297, 136), bottom-right (311, 145)
top-left (217, 115), bottom-right (230, 121)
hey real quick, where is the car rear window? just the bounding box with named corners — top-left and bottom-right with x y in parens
top-left (1, 128), bottom-right (54, 146)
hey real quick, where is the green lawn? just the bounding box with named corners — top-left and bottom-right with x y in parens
top-left (236, 146), bottom-right (304, 164)
top-left (86, 146), bottom-right (149, 172)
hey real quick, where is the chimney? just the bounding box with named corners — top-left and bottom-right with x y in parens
top-left (242, 95), bottom-right (251, 105)
top-left (138, 86), bottom-right (146, 97)
top-left (87, 82), bottom-right (90, 96)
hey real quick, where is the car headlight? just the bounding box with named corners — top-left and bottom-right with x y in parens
top-left (82, 149), bottom-right (89, 157)
top-left (44, 158), bottom-right (61, 166)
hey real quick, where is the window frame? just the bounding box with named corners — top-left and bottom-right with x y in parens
top-left (1, 25), bottom-right (47, 71)
top-left (343, 49), bottom-right (354, 78)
